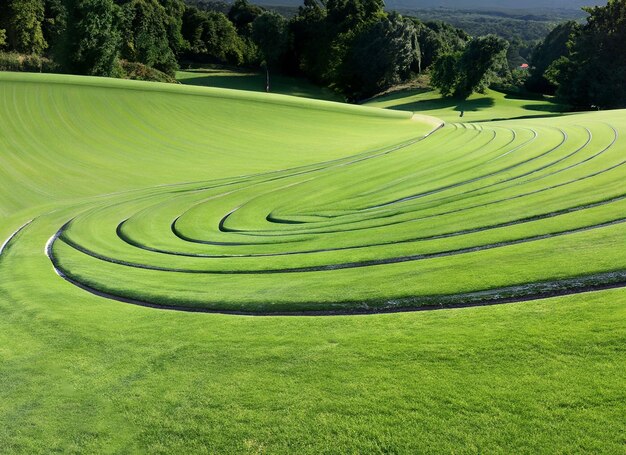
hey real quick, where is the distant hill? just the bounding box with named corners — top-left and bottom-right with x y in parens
top-left (385, 0), bottom-right (604, 9)
top-left (253, 0), bottom-right (604, 10)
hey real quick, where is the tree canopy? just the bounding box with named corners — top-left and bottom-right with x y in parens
top-left (431, 34), bottom-right (508, 99)
top-left (547, 0), bottom-right (626, 109)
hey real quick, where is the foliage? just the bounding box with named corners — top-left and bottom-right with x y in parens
top-left (430, 51), bottom-right (461, 97)
top-left (42, 0), bottom-right (67, 48)
top-left (431, 35), bottom-right (509, 99)
top-left (290, 0), bottom-right (330, 82)
top-left (228, 0), bottom-right (263, 36)
top-left (118, 0), bottom-right (179, 76)
top-left (548, 0), bottom-right (626, 109)
top-left (526, 21), bottom-right (580, 95)
top-left (119, 59), bottom-right (177, 82)
top-left (0, 0), bottom-right (47, 54)
top-left (411, 19), bottom-right (468, 70)
top-left (0, 50), bottom-right (57, 72)
top-left (252, 12), bottom-right (289, 68)
top-left (182, 6), bottom-right (246, 65)
top-left (331, 13), bottom-right (418, 101)
top-left (55, 0), bottom-right (121, 76)
top-left (0, 29), bottom-right (6, 48)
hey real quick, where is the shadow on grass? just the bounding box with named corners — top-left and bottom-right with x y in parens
top-left (388, 96), bottom-right (496, 115)
top-left (177, 70), bottom-right (340, 101)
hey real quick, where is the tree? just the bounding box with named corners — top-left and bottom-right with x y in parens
top-left (159, 0), bottom-right (185, 55)
top-left (228, 0), bottom-right (263, 36)
top-left (431, 35), bottom-right (508, 99)
top-left (431, 52), bottom-right (461, 97)
top-left (56, 0), bottom-right (121, 76)
top-left (252, 12), bottom-right (289, 69)
top-left (42, 0), bottom-right (67, 49)
top-left (548, 0), bottom-right (626, 109)
top-left (527, 21), bottom-right (580, 95)
top-left (0, 29), bottom-right (6, 48)
top-left (454, 35), bottom-right (508, 98)
top-left (182, 7), bottom-right (244, 64)
top-left (290, 0), bottom-right (330, 82)
top-left (333, 13), bottom-right (418, 101)
top-left (412, 19), bottom-right (468, 70)
top-left (0, 0), bottom-right (47, 54)
top-left (118, 0), bottom-right (178, 75)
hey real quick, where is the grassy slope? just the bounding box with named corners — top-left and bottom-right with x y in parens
top-left (0, 72), bottom-right (624, 452)
top-left (365, 88), bottom-right (566, 122)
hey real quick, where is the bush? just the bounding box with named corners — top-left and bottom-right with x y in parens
top-left (119, 60), bottom-right (177, 83)
top-left (0, 51), bottom-right (57, 72)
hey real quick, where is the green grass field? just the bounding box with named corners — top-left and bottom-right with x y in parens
top-left (1, 72), bottom-right (624, 452)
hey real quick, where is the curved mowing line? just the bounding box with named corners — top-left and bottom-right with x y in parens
top-left (0, 220), bottom-right (34, 260)
top-left (92, 192), bottom-right (626, 259)
top-left (40, 110), bottom-right (626, 315)
top-left (57, 217), bottom-right (626, 274)
top-left (178, 125), bottom-right (610, 240)
top-left (366, 127), bottom-right (566, 209)
top-left (42, 242), bottom-right (626, 316)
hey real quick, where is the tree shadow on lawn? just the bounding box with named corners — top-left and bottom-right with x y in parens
top-left (367, 88), bottom-right (431, 104)
top-left (388, 96), bottom-right (496, 115)
top-left (178, 70), bottom-right (340, 101)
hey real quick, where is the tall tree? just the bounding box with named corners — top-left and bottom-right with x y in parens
top-left (431, 34), bottom-right (508, 99)
top-left (548, 0), bottom-right (626, 109)
top-left (454, 34), bottom-right (508, 98)
top-left (182, 7), bottom-right (244, 65)
top-left (118, 0), bottom-right (178, 75)
top-left (526, 21), bottom-right (580, 95)
top-left (228, 0), bottom-right (263, 36)
top-left (333, 13), bottom-right (418, 101)
top-left (0, 0), bottom-right (47, 54)
top-left (252, 12), bottom-right (289, 68)
top-left (290, 0), bottom-right (330, 82)
top-left (430, 52), bottom-right (461, 97)
top-left (56, 0), bottom-right (121, 76)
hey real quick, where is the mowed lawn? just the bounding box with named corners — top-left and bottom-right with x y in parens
top-left (0, 72), bottom-right (624, 453)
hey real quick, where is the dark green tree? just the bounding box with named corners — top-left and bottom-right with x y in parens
top-left (56, 0), bottom-right (121, 76)
top-left (412, 19), bottom-right (468, 70)
top-left (118, 0), bottom-right (178, 75)
top-left (548, 0), bottom-right (626, 109)
top-left (527, 21), bottom-right (580, 94)
top-left (290, 0), bottom-right (330, 82)
top-left (430, 52), bottom-right (461, 97)
top-left (454, 35), bottom-right (508, 98)
top-left (159, 0), bottom-right (185, 55)
top-left (431, 35), bottom-right (508, 99)
top-left (333, 13), bottom-right (418, 101)
top-left (42, 0), bottom-right (67, 49)
top-left (0, 0), bottom-right (47, 54)
top-left (252, 12), bottom-right (289, 68)
top-left (228, 0), bottom-right (263, 36)
top-left (182, 6), bottom-right (244, 64)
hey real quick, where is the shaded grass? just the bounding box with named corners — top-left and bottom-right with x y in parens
top-left (365, 88), bottom-right (566, 122)
top-left (177, 67), bottom-right (341, 102)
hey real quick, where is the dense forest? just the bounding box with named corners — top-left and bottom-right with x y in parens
top-left (0, 0), bottom-right (624, 107)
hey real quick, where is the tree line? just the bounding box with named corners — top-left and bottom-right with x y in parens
top-left (526, 0), bottom-right (626, 109)
top-left (0, 0), bottom-right (477, 100)
top-left (1, 0), bottom-right (623, 107)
